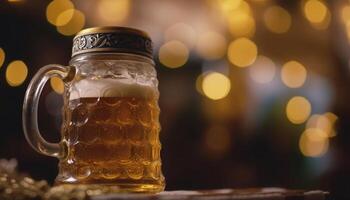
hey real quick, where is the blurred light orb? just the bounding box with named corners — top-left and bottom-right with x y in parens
top-left (263, 6), bottom-right (292, 34)
top-left (228, 38), bottom-right (258, 67)
top-left (159, 40), bottom-right (189, 68)
top-left (57, 9), bottom-right (85, 36)
top-left (304, 0), bottom-right (328, 24)
top-left (97, 0), bottom-right (130, 24)
top-left (202, 72), bottom-right (231, 100)
top-left (299, 128), bottom-right (329, 157)
top-left (203, 125), bottom-right (231, 158)
top-left (196, 31), bottom-right (227, 60)
top-left (217, 0), bottom-right (242, 12)
top-left (46, 0), bottom-right (74, 26)
top-left (228, 11), bottom-right (256, 37)
top-left (281, 61), bottom-right (307, 88)
top-left (6, 60), bottom-right (28, 87)
top-left (306, 113), bottom-right (338, 137)
top-left (341, 5), bottom-right (350, 24)
top-left (50, 77), bottom-right (65, 94)
top-left (0, 48), bottom-right (5, 68)
top-left (286, 96), bottom-right (311, 124)
top-left (165, 23), bottom-right (197, 49)
top-left (248, 55), bottom-right (276, 84)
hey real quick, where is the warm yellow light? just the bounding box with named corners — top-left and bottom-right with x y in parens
top-left (159, 41), bottom-right (189, 69)
top-left (196, 31), bottom-right (227, 60)
top-left (306, 113), bottom-right (338, 137)
top-left (341, 5), bottom-right (350, 24)
top-left (286, 96), bottom-right (311, 124)
top-left (6, 60), bottom-right (28, 87)
top-left (217, 0), bottom-right (242, 12)
top-left (202, 72), bottom-right (231, 100)
top-left (249, 55), bottom-right (276, 84)
top-left (0, 48), bottom-right (5, 68)
top-left (299, 128), bottom-right (329, 157)
top-left (97, 0), bottom-right (130, 24)
top-left (57, 9), bottom-right (85, 36)
top-left (263, 6), bottom-right (292, 34)
top-left (281, 61), bottom-right (307, 88)
top-left (46, 0), bottom-right (74, 26)
top-left (203, 125), bottom-right (231, 157)
top-left (304, 0), bottom-right (328, 24)
top-left (50, 77), bottom-right (65, 94)
top-left (164, 23), bottom-right (196, 49)
top-left (228, 11), bottom-right (256, 37)
top-left (227, 38), bottom-right (258, 67)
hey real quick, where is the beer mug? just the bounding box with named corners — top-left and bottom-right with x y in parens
top-left (22, 27), bottom-right (165, 193)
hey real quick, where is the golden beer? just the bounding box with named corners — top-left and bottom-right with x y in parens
top-left (57, 81), bottom-right (164, 191)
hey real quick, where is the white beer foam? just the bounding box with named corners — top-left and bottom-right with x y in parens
top-left (69, 79), bottom-right (156, 100)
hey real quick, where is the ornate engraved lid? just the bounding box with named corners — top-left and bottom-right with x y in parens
top-left (72, 27), bottom-right (153, 58)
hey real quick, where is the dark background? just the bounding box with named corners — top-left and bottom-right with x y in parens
top-left (1, 0), bottom-right (350, 199)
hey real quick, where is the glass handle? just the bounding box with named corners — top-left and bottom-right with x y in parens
top-left (22, 64), bottom-right (75, 158)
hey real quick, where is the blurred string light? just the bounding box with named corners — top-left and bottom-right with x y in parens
top-left (248, 55), bottom-right (276, 84)
top-left (195, 31), bottom-right (227, 60)
top-left (227, 2), bottom-right (256, 37)
top-left (164, 23), bottom-right (197, 49)
top-left (303, 0), bottom-right (331, 30)
top-left (306, 112), bottom-right (338, 138)
top-left (6, 60), bottom-right (28, 87)
top-left (97, 0), bottom-right (130, 24)
top-left (263, 6), bottom-right (292, 34)
top-left (203, 125), bottom-right (231, 158)
top-left (299, 128), bottom-right (329, 157)
top-left (50, 77), bottom-right (65, 94)
top-left (159, 40), bottom-right (189, 68)
top-left (57, 9), bottom-right (85, 36)
top-left (227, 37), bottom-right (257, 67)
top-left (46, 0), bottom-right (74, 26)
top-left (202, 72), bottom-right (231, 100)
top-left (286, 96), bottom-right (311, 124)
top-left (281, 60), bottom-right (307, 88)
top-left (0, 48), bottom-right (5, 68)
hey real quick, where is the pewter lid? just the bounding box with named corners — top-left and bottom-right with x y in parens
top-left (72, 27), bottom-right (153, 58)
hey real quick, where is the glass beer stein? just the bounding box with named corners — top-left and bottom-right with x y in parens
top-left (22, 27), bottom-right (165, 193)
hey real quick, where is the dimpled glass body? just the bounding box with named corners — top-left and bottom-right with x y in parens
top-left (56, 53), bottom-right (165, 192)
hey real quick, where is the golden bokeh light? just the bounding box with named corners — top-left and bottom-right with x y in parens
top-left (227, 38), bottom-right (258, 67)
top-left (196, 73), bottom-right (205, 95)
top-left (248, 55), bottom-right (276, 84)
top-left (57, 9), bottom-right (85, 36)
top-left (217, 0), bottom-right (242, 13)
top-left (196, 31), bottom-right (227, 60)
top-left (0, 48), bottom-right (5, 68)
top-left (228, 11), bottom-right (256, 37)
top-left (164, 23), bottom-right (196, 49)
top-left (46, 0), bottom-right (74, 26)
top-left (306, 113), bottom-right (338, 138)
top-left (50, 77), bottom-right (65, 94)
top-left (203, 125), bottom-right (231, 158)
top-left (341, 5), bottom-right (350, 24)
top-left (263, 6), bottom-right (292, 34)
top-left (299, 128), bottom-right (329, 157)
top-left (202, 72), bottom-right (231, 100)
top-left (304, 0), bottom-right (328, 24)
top-left (97, 0), bottom-right (130, 24)
top-left (159, 40), bottom-right (189, 68)
top-left (6, 60), bottom-right (28, 87)
top-left (281, 61), bottom-right (307, 88)
top-left (286, 96), bottom-right (311, 124)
